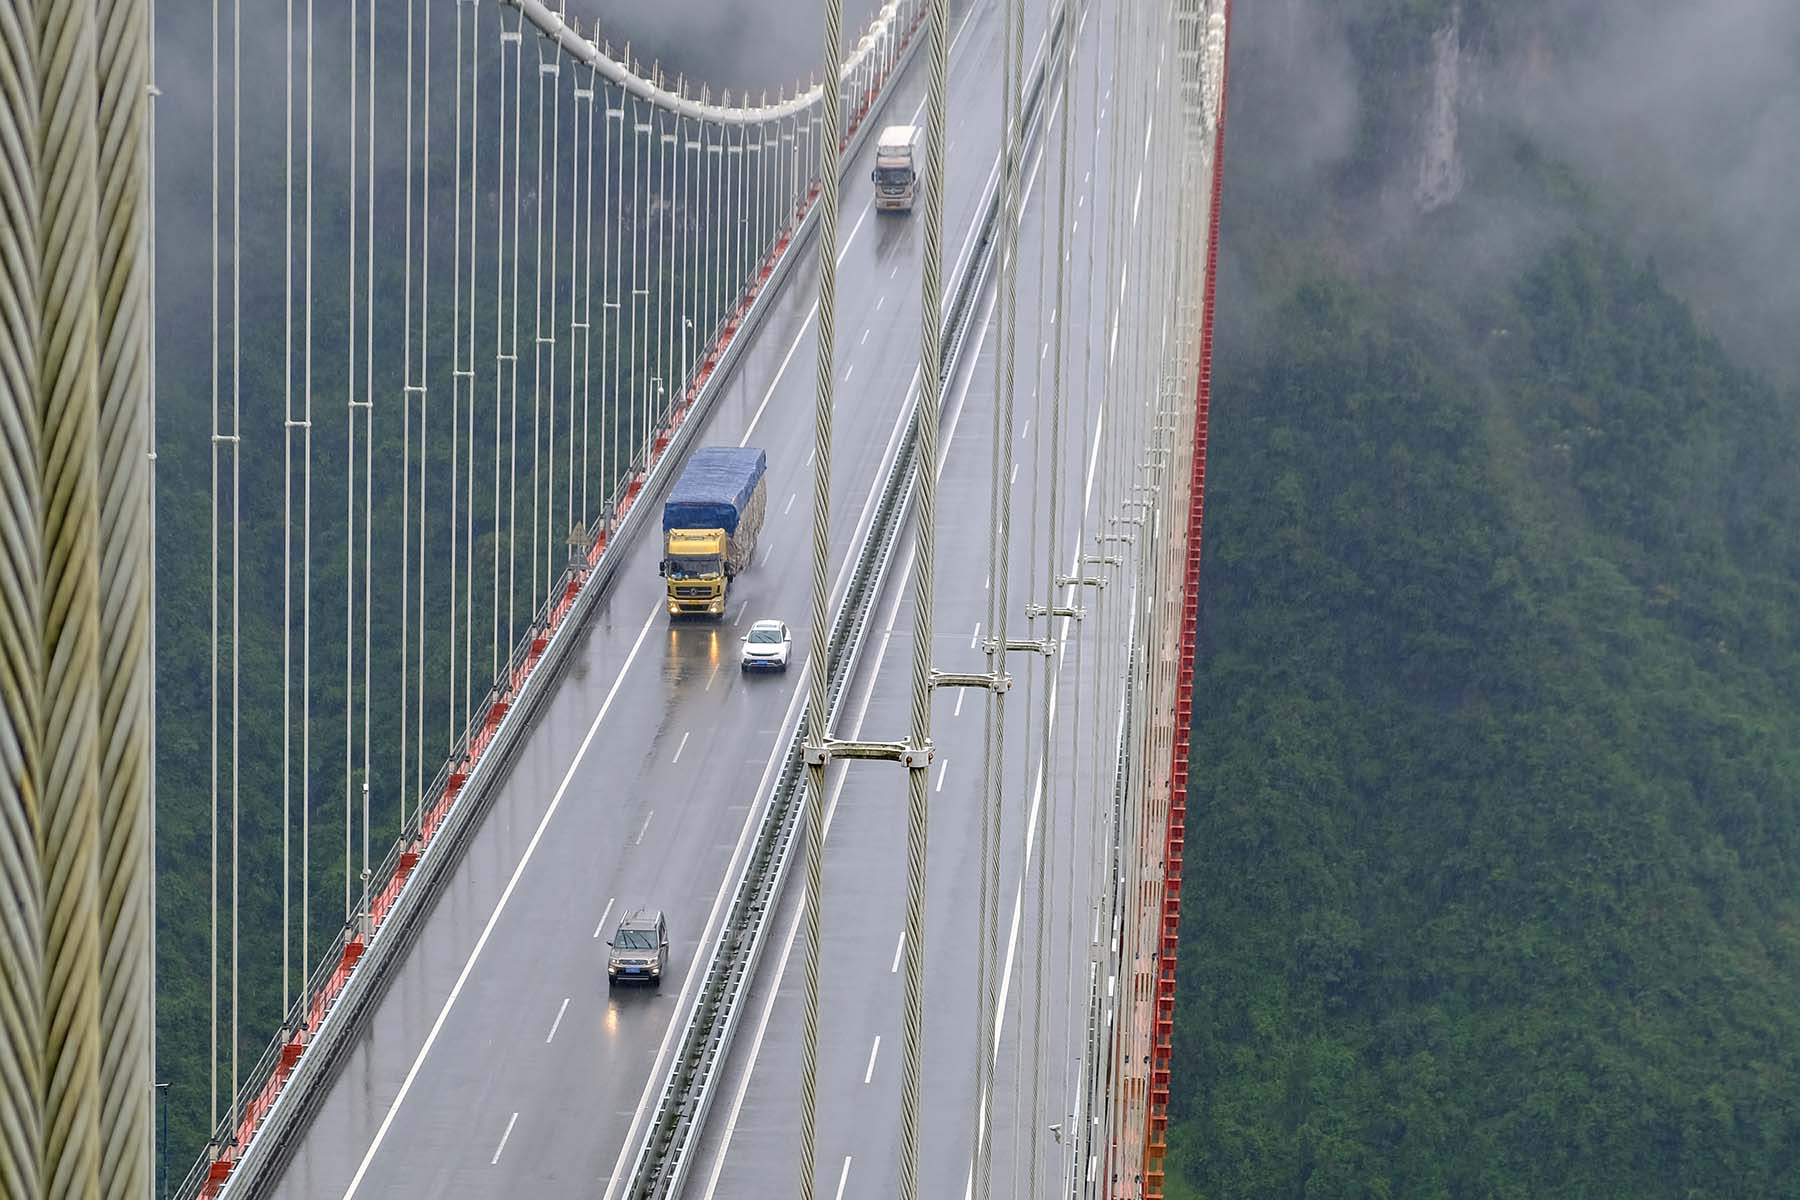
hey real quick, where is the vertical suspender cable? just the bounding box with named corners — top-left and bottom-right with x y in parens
top-left (544, 44), bottom-right (562, 604)
top-left (462, 9), bottom-right (477, 744)
top-left (506, 17), bottom-right (523, 657)
top-left (360, 0), bottom-right (377, 929)
top-left (231, 0), bottom-right (244, 1130)
top-left (493, 15), bottom-right (509, 682)
top-left (901, 0), bottom-right (950, 1196)
top-left (976, 0), bottom-right (1017, 1191)
top-left (344, 0), bottom-right (359, 927)
top-left (0, 0), bottom-right (42, 1191)
top-left (400, 0), bottom-right (416, 846)
top-left (302, 0), bottom-right (314, 999)
top-left (452, 0), bottom-right (466, 781)
top-left (528, 42), bottom-right (546, 628)
top-left (455, 9), bottom-right (472, 728)
top-left (146, 0), bottom-right (159, 1168)
top-left (281, 0), bottom-right (295, 1023)
top-left (608, 93), bottom-right (623, 509)
top-left (798, 0), bottom-right (844, 1185)
top-left (656, 110), bottom-right (669, 426)
top-left (569, 61), bottom-right (587, 541)
top-left (972, 2), bottom-right (1015, 1194)
top-left (38, 0), bottom-right (104, 1189)
top-left (625, 96), bottom-right (640, 472)
top-left (422, 0), bottom-right (436, 763)
top-left (1032, 6), bottom-right (1076, 1193)
top-left (600, 89), bottom-right (615, 513)
top-left (208, 0), bottom-right (221, 1141)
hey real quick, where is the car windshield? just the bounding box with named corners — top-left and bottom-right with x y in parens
top-left (616, 927), bottom-right (657, 951)
top-left (748, 627), bottom-right (784, 644)
top-left (667, 555), bottom-right (721, 579)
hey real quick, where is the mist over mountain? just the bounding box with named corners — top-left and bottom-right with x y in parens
top-left (1169, 1), bottom-right (1800, 1196)
top-left (1228, 0), bottom-right (1800, 381)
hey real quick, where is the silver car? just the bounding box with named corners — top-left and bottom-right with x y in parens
top-left (607, 909), bottom-right (668, 987)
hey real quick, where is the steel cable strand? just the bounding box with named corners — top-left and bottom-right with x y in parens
top-left (998, 0), bottom-right (1025, 1183)
top-left (1097, 0), bottom-right (1134, 1179)
top-left (281, 0), bottom-right (296, 1028)
top-left (93, 0), bottom-right (155, 1188)
top-left (798, 0), bottom-right (844, 1190)
top-left (1034, 6), bottom-right (1076, 1194)
top-left (898, 2), bottom-right (949, 1198)
top-left (1013, 8), bottom-right (1043, 1192)
top-left (1074, 9), bottom-right (1109, 1189)
top-left (978, 0), bottom-right (1017, 1193)
top-left (0, 0), bottom-right (42, 1192)
top-left (399, 0), bottom-right (417, 882)
top-left (35, 0), bottom-right (105, 1190)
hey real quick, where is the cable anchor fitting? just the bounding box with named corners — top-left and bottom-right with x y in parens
top-left (931, 668), bottom-right (1012, 695)
top-left (986, 636), bottom-right (1055, 658)
top-left (803, 738), bottom-right (934, 769)
top-left (1026, 601), bottom-right (1085, 621)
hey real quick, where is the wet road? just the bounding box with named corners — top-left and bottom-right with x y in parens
top-left (266, 1), bottom-right (1048, 1196)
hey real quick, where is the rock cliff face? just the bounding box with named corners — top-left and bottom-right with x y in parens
top-left (1413, 11), bottom-right (1465, 213)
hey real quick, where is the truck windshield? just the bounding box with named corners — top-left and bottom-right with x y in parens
top-left (616, 928), bottom-right (657, 950)
top-left (875, 165), bottom-right (913, 187)
top-left (667, 555), bottom-right (722, 579)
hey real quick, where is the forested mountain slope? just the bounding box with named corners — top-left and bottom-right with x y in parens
top-left (1167, 1), bottom-right (1800, 1195)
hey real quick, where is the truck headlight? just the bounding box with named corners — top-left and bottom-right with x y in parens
top-left (710, 600), bottom-right (723, 614)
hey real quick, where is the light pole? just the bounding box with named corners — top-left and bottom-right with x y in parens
top-left (682, 316), bottom-right (694, 393)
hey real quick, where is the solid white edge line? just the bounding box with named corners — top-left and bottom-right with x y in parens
top-left (339, 605), bottom-right (660, 1200)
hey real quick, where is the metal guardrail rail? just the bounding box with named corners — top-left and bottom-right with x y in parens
top-left (620, 3), bottom-right (1078, 1194)
top-left (191, 10), bottom-right (934, 1198)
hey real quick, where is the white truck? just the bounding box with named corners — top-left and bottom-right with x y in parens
top-left (872, 124), bottom-right (920, 213)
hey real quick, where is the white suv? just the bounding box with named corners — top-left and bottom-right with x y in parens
top-left (740, 619), bottom-right (791, 673)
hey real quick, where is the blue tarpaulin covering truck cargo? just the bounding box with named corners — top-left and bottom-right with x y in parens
top-left (659, 447), bottom-right (768, 617)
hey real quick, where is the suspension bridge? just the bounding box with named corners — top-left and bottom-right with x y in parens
top-left (0, 0), bottom-right (1229, 1196)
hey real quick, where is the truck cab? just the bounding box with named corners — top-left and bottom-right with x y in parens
top-left (872, 124), bottom-right (920, 213)
top-left (662, 528), bottom-right (729, 616)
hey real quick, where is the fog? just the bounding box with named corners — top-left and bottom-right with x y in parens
top-left (1512, 0), bottom-right (1800, 379)
top-left (1225, 0), bottom-right (1800, 380)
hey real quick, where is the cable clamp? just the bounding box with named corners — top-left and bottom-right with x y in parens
top-left (806, 738), bottom-right (927, 767)
top-left (988, 637), bottom-right (1054, 658)
top-left (931, 668), bottom-right (1011, 695)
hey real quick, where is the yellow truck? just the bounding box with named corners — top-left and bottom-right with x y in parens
top-left (659, 446), bottom-right (769, 618)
